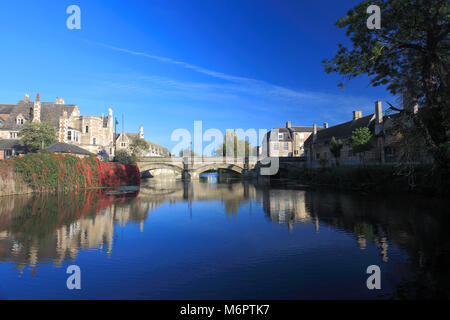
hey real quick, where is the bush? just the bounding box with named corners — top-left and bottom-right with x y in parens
top-left (13, 152), bottom-right (140, 192)
top-left (114, 150), bottom-right (136, 165)
top-left (283, 165), bottom-right (448, 195)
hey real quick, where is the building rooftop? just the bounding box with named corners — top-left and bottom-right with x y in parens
top-left (47, 142), bottom-right (94, 156)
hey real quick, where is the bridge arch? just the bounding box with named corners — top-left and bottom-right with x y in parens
top-left (194, 163), bottom-right (245, 175)
top-left (138, 163), bottom-right (184, 175)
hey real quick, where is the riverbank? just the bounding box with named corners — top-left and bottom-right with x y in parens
top-left (0, 152), bottom-right (140, 197)
top-left (277, 165), bottom-right (449, 195)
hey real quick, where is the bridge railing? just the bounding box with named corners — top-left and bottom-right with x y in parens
top-left (138, 156), bottom-right (260, 165)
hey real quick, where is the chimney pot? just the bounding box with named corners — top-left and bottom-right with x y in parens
top-left (323, 122), bottom-right (328, 128)
top-left (286, 121), bottom-right (291, 128)
top-left (353, 110), bottom-right (362, 120)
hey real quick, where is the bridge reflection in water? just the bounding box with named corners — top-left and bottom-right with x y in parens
top-left (0, 178), bottom-right (449, 299)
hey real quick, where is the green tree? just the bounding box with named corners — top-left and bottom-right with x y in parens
top-left (179, 148), bottom-right (199, 157)
top-left (323, 0), bottom-right (449, 168)
top-left (130, 137), bottom-right (150, 157)
top-left (348, 127), bottom-right (373, 165)
top-left (215, 130), bottom-right (251, 157)
top-left (114, 150), bottom-right (136, 165)
top-left (19, 122), bottom-right (57, 152)
top-left (329, 137), bottom-right (344, 166)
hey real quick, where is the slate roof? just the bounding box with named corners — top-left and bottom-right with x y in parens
top-left (303, 114), bottom-right (376, 146)
top-left (0, 101), bottom-right (77, 130)
top-left (40, 103), bottom-right (77, 128)
top-left (0, 102), bottom-right (33, 130)
top-left (47, 142), bottom-right (94, 156)
top-left (0, 139), bottom-right (24, 150)
top-left (291, 126), bottom-right (315, 132)
top-left (115, 132), bottom-right (169, 153)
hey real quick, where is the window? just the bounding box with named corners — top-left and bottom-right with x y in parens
top-left (74, 131), bottom-right (79, 142)
top-left (17, 118), bottom-right (24, 125)
top-left (109, 148), bottom-right (113, 155)
top-left (284, 142), bottom-right (289, 151)
top-left (85, 126), bottom-right (89, 133)
top-left (121, 142), bottom-right (126, 147)
top-left (278, 133), bottom-right (283, 140)
top-left (93, 138), bottom-right (96, 145)
top-left (316, 153), bottom-right (320, 159)
top-left (348, 150), bottom-right (354, 157)
top-left (273, 142), bottom-right (279, 150)
top-left (5, 150), bottom-right (12, 158)
top-left (68, 131), bottom-right (72, 141)
top-left (299, 133), bottom-right (304, 139)
top-left (10, 132), bottom-right (18, 139)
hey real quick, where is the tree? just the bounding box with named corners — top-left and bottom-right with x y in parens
top-left (215, 130), bottom-right (251, 157)
top-left (130, 137), bottom-right (149, 157)
top-left (19, 122), bottom-right (57, 152)
top-left (114, 150), bottom-right (136, 165)
top-left (323, 0), bottom-right (449, 168)
top-left (348, 127), bottom-right (373, 165)
top-left (179, 148), bottom-right (199, 157)
top-left (329, 137), bottom-right (344, 166)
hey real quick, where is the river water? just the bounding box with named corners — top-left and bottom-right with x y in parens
top-left (0, 173), bottom-right (449, 299)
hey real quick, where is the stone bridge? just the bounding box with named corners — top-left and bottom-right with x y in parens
top-left (137, 156), bottom-right (306, 179)
top-left (137, 156), bottom-right (258, 179)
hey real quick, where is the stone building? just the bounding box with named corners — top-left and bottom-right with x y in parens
top-left (115, 125), bottom-right (170, 157)
top-left (261, 122), bottom-right (318, 157)
top-left (304, 100), bottom-right (428, 167)
top-left (0, 93), bottom-right (167, 160)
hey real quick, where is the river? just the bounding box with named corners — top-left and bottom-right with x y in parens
top-left (0, 173), bottom-right (449, 299)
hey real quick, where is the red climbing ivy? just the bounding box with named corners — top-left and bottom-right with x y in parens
top-left (12, 152), bottom-right (140, 192)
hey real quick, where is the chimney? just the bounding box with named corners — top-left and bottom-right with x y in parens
top-left (24, 93), bottom-right (30, 103)
top-left (313, 124), bottom-right (317, 142)
top-left (56, 97), bottom-right (65, 105)
top-left (32, 93), bottom-right (41, 123)
top-left (139, 125), bottom-right (144, 139)
top-left (323, 122), bottom-right (328, 128)
top-left (375, 101), bottom-right (383, 124)
top-left (353, 110), bottom-right (362, 120)
top-left (375, 101), bottom-right (383, 135)
top-left (286, 121), bottom-right (291, 128)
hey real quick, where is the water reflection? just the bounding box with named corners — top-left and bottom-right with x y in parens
top-left (0, 178), bottom-right (448, 299)
top-left (0, 190), bottom-right (142, 270)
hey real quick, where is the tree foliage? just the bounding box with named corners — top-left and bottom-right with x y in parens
top-left (348, 127), bottom-right (373, 164)
top-left (329, 136), bottom-right (344, 165)
top-left (130, 137), bottom-right (150, 157)
top-left (114, 150), bottom-right (136, 165)
top-left (215, 130), bottom-right (251, 157)
top-left (179, 148), bottom-right (200, 157)
top-left (323, 0), bottom-right (449, 167)
top-left (19, 122), bottom-right (57, 152)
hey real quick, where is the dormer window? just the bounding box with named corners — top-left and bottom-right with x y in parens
top-left (278, 133), bottom-right (283, 140)
top-left (17, 118), bottom-right (24, 125)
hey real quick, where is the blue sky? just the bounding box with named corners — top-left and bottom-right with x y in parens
top-left (0, 0), bottom-right (393, 150)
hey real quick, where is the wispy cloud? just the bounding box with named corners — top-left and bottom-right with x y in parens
top-left (86, 40), bottom-right (383, 122)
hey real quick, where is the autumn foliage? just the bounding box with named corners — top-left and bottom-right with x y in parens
top-left (6, 152), bottom-right (140, 192)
